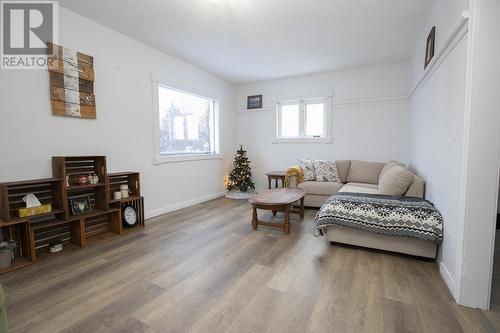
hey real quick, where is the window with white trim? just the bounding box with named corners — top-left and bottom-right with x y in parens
top-left (275, 97), bottom-right (332, 143)
top-left (153, 81), bottom-right (220, 163)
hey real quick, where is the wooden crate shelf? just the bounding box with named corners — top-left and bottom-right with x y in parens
top-left (0, 218), bottom-right (29, 227)
top-left (9, 208), bottom-right (65, 224)
top-left (0, 178), bottom-right (64, 222)
top-left (107, 171), bottom-right (144, 233)
top-left (0, 257), bottom-right (32, 274)
top-left (109, 195), bottom-right (142, 204)
top-left (53, 156), bottom-right (109, 220)
top-left (53, 156), bottom-right (107, 178)
top-left (67, 208), bottom-right (119, 220)
top-left (29, 216), bottom-right (84, 260)
top-left (83, 209), bottom-right (121, 238)
top-left (67, 183), bottom-right (106, 191)
top-left (107, 172), bottom-right (141, 201)
top-left (34, 224), bottom-right (72, 250)
top-left (31, 218), bottom-right (71, 230)
top-left (85, 215), bottom-right (110, 238)
top-left (0, 156), bottom-right (144, 274)
top-left (110, 196), bottom-right (145, 233)
top-left (0, 221), bottom-right (34, 274)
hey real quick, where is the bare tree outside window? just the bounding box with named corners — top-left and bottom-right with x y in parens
top-left (158, 86), bottom-right (216, 155)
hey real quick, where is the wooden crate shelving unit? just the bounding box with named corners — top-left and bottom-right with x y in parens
top-left (0, 156), bottom-right (144, 274)
top-left (107, 172), bottom-right (145, 232)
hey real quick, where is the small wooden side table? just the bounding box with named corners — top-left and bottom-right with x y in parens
top-left (266, 171), bottom-right (286, 189)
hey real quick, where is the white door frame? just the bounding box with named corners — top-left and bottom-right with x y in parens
top-left (454, 0), bottom-right (500, 310)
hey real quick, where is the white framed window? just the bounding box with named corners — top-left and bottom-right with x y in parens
top-left (152, 76), bottom-right (221, 163)
top-left (275, 96), bottom-right (332, 143)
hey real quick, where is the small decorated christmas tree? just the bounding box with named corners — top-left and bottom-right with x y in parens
top-left (227, 145), bottom-right (255, 192)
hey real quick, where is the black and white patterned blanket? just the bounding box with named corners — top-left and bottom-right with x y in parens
top-left (314, 192), bottom-right (443, 243)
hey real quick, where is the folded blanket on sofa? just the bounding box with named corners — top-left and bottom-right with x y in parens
top-left (314, 192), bottom-right (443, 243)
top-left (285, 165), bottom-right (304, 187)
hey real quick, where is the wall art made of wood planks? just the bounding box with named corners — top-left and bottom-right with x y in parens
top-left (47, 43), bottom-right (96, 119)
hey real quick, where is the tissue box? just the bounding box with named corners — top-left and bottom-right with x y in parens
top-left (18, 204), bottom-right (52, 218)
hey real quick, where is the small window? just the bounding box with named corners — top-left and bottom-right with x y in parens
top-left (275, 97), bottom-right (332, 143)
top-left (153, 80), bottom-right (221, 163)
top-left (305, 102), bottom-right (324, 136)
top-left (280, 103), bottom-right (300, 137)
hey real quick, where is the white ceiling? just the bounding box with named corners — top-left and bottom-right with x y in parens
top-left (59, 0), bottom-right (435, 84)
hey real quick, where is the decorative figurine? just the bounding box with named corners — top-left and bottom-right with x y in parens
top-left (77, 175), bottom-right (88, 185)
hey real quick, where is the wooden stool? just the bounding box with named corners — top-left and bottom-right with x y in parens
top-left (266, 171), bottom-right (286, 189)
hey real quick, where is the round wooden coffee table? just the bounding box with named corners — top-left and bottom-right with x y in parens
top-left (249, 188), bottom-right (306, 234)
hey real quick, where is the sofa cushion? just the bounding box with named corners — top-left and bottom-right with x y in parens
top-left (335, 160), bottom-right (351, 183)
top-left (313, 160), bottom-right (341, 182)
top-left (346, 160), bottom-right (385, 184)
top-left (298, 159), bottom-right (316, 181)
top-left (379, 160), bottom-right (405, 181)
top-left (378, 165), bottom-right (414, 195)
top-left (339, 182), bottom-right (381, 195)
top-left (298, 181), bottom-right (343, 196)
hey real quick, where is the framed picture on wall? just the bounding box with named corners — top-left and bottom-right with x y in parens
top-left (424, 26), bottom-right (436, 69)
top-left (247, 95), bottom-right (263, 110)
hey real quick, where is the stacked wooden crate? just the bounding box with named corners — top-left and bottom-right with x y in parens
top-left (108, 172), bottom-right (145, 230)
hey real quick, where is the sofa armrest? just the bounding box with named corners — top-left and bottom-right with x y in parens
top-left (405, 175), bottom-right (425, 198)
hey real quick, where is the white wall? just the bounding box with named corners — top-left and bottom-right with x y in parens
top-left (0, 6), bottom-right (236, 217)
top-left (235, 63), bottom-right (411, 191)
top-left (410, 0), bottom-right (470, 82)
top-left (407, 0), bottom-right (470, 300)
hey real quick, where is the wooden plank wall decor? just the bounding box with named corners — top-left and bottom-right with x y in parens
top-left (47, 43), bottom-right (96, 119)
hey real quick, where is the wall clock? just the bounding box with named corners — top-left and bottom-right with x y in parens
top-left (122, 205), bottom-right (137, 227)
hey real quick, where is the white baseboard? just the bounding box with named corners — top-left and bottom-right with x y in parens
top-left (145, 191), bottom-right (226, 220)
top-left (439, 262), bottom-right (457, 299)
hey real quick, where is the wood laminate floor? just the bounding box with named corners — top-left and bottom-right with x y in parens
top-left (1, 198), bottom-right (498, 332)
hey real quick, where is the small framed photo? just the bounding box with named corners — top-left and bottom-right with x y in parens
top-left (425, 26), bottom-right (436, 69)
top-left (247, 95), bottom-right (263, 110)
top-left (69, 194), bottom-right (92, 215)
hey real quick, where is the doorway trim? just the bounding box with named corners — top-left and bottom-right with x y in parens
top-left (454, 0), bottom-right (500, 310)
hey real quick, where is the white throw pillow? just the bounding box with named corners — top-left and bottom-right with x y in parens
top-left (313, 160), bottom-right (341, 183)
top-left (298, 159), bottom-right (316, 181)
top-left (378, 165), bottom-right (414, 195)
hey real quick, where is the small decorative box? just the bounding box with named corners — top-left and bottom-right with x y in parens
top-left (18, 203), bottom-right (52, 218)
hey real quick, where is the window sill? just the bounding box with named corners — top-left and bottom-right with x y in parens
top-left (154, 153), bottom-right (223, 164)
top-left (272, 137), bottom-right (332, 144)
